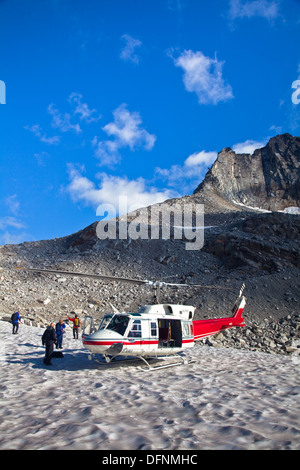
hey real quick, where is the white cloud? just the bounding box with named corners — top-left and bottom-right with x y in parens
top-left (0, 216), bottom-right (25, 231)
top-left (0, 194), bottom-right (30, 245)
top-left (26, 93), bottom-right (99, 148)
top-left (167, 0), bottom-right (184, 11)
top-left (33, 151), bottom-right (50, 166)
top-left (92, 138), bottom-right (121, 167)
top-left (5, 194), bottom-right (20, 216)
top-left (120, 34), bottom-right (142, 64)
top-left (25, 124), bottom-right (60, 145)
top-left (269, 124), bottom-right (282, 134)
top-left (185, 150), bottom-right (218, 167)
top-left (66, 165), bottom-right (100, 206)
top-left (0, 231), bottom-right (29, 245)
top-left (48, 93), bottom-right (100, 132)
top-left (172, 49), bottom-right (233, 105)
top-left (66, 165), bottom-right (176, 214)
top-left (0, 216), bottom-right (29, 245)
top-left (232, 138), bottom-right (268, 154)
top-left (48, 103), bottom-right (82, 134)
top-left (228, 0), bottom-right (280, 21)
top-left (93, 104), bottom-right (156, 166)
top-left (68, 92), bottom-right (101, 123)
top-left (155, 150), bottom-right (217, 194)
top-left (103, 104), bottom-right (156, 150)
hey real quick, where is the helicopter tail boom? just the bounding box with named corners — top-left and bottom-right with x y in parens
top-left (193, 292), bottom-right (246, 341)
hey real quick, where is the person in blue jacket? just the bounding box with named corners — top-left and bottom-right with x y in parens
top-left (11, 311), bottom-right (21, 334)
top-left (55, 319), bottom-right (66, 349)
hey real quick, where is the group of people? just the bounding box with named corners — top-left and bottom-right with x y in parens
top-left (42, 314), bottom-right (81, 365)
top-left (11, 310), bottom-right (81, 366)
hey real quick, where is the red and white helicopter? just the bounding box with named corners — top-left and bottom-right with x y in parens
top-left (26, 267), bottom-right (246, 370)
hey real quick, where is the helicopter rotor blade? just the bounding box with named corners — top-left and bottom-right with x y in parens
top-left (19, 267), bottom-right (234, 291)
top-left (162, 282), bottom-right (233, 290)
top-left (25, 268), bottom-right (148, 285)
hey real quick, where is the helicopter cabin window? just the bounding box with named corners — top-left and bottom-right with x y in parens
top-left (183, 322), bottom-right (191, 337)
top-left (138, 306), bottom-right (148, 313)
top-left (150, 322), bottom-right (157, 337)
top-left (128, 319), bottom-right (142, 338)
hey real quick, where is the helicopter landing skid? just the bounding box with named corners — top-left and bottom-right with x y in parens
top-left (87, 352), bottom-right (195, 370)
top-left (138, 355), bottom-right (189, 371)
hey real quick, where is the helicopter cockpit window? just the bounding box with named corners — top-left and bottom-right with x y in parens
top-left (106, 315), bottom-right (130, 336)
top-left (128, 319), bottom-right (142, 338)
top-left (99, 314), bottom-right (113, 330)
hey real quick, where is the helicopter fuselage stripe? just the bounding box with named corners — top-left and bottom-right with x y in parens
top-left (83, 338), bottom-right (194, 346)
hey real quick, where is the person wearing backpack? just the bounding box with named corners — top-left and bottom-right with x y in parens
top-left (11, 311), bottom-right (21, 334)
top-left (68, 313), bottom-right (81, 339)
top-left (55, 319), bottom-right (66, 349)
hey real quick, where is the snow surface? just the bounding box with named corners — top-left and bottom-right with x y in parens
top-left (0, 320), bottom-right (299, 450)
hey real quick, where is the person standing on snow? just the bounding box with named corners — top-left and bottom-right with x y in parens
top-left (68, 313), bottom-right (81, 339)
top-left (42, 322), bottom-right (57, 366)
top-left (55, 319), bottom-right (66, 349)
top-left (11, 311), bottom-right (21, 334)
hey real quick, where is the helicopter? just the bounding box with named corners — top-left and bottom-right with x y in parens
top-left (23, 267), bottom-right (246, 370)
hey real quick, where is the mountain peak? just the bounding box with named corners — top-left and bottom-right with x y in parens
top-left (193, 134), bottom-right (300, 212)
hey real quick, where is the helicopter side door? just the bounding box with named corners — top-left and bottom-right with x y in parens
top-left (126, 318), bottom-right (158, 353)
top-left (82, 315), bottom-right (96, 338)
top-left (158, 318), bottom-right (182, 348)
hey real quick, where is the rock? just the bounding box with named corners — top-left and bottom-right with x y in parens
top-left (87, 298), bottom-right (102, 306)
top-left (204, 212), bottom-right (300, 273)
top-left (285, 345), bottom-right (299, 353)
top-left (73, 309), bottom-right (83, 315)
top-left (38, 298), bottom-right (51, 305)
top-left (156, 255), bottom-right (177, 265)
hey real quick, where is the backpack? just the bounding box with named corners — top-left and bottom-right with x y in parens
top-left (11, 312), bottom-right (18, 322)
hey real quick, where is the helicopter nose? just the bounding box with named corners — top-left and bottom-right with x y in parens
top-left (82, 329), bottom-right (123, 354)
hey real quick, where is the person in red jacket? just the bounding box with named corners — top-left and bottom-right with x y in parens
top-left (68, 313), bottom-right (81, 339)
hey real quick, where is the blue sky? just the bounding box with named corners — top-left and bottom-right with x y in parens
top-left (0, 0), bottom-right (299, 244)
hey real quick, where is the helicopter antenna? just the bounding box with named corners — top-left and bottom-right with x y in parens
top-left (238, 283), bottom-right (245, 298)
top-left (109, 303), bottom-right (120, 314)
top-left (231, 283), bottom-right (246, 314)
